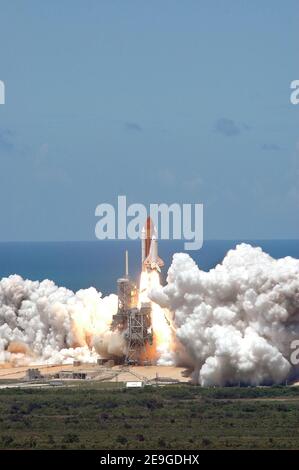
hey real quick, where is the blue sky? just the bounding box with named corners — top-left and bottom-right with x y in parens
top-left (0, 0), bottom-right (298, 241)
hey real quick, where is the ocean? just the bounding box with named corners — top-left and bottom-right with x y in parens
top-left (0, 240), bottom-right (298, 295)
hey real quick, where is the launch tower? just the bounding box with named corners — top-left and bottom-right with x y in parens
top-left (111, 218), bottom-right (164, 365)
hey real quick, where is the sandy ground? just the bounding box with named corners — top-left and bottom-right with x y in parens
top-left (0, 363), bottom-right (191, 383)
top-left (1, 364), bottom-right (299, 386)
top-left (110, 365), bottom-right (191, 383)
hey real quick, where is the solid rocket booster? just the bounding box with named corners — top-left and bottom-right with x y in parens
top-left (141, 216), bottom-right (164, 272)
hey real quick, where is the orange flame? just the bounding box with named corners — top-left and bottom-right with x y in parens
top-left (139, 270), bottom-right (173, 362)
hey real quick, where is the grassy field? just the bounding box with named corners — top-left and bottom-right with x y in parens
top-left (0, 383), bottom-right (298, 449)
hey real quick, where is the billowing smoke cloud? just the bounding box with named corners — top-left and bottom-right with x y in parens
top-left (150, 244), bottom-right (299, 386)
top-left (0, 275), bottom-right (124, 365)
top-left (1, 243), bottom-right (299, 386)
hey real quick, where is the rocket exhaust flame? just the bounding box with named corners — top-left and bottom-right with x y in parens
top-left (139, 269), bottom-right (174, 364)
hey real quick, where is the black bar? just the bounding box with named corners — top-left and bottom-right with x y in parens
top-left (0, 449), bottom-right (298, 466)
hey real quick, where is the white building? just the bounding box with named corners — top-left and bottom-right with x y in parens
top-left (126, 381), bottom-right (144, 388)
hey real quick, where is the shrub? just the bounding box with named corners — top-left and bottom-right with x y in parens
top-left (1, 435), bottom-right (14, 447)
top-left (63, 433), bottom-right (79, 443)
top-left (158, 438), bottom-right (166, 448)
top-left (27, 402), bottom-right (42, 413)
top-left (99, 412), bottom-right (109, 422)
top-left (116, 435), bottom-right (128, 445)
top-left (145, 399), bottom-right (163, 411)
top-left (47, 435), bottom-right (55, 445)
top-left (202, 438), bottom-right (212, 447)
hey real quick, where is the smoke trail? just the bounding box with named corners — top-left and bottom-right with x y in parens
top-left (150, 244), bottom-right (299, 385)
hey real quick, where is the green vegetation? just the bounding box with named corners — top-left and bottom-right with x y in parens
top-left (0, 384), bottom-right (298, 449)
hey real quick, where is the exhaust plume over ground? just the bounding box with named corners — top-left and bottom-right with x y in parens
top-left (150, 243), bottom-right (299, 386)
top-left (0, 243), bottom-right (299, 386)
top-left (0, 276), bottom-right (122, 365)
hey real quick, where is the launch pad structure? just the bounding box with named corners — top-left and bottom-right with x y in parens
top-left (111, 256), bottom-right (153, 365)
top-left (111, 218), bottom-right (163, 365)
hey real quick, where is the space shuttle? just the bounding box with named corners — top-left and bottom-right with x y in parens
top-left (141, 216), bottom-right (164, 272)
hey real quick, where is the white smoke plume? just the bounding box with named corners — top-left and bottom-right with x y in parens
top-left (150, 244), bottom-right (299, 386)
top-left (1, 243), bottom-right (299, 386)
top-left (0, 275), bottom-right (124, 365)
